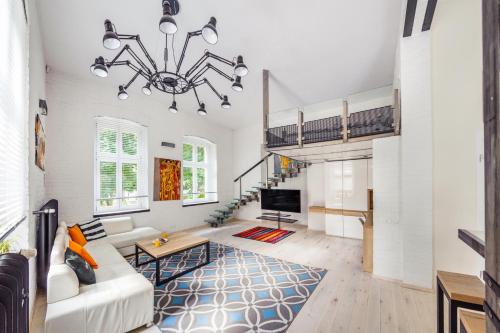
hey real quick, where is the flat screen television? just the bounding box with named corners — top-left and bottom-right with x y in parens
top-left (261, 189), bottom-right (301, 213)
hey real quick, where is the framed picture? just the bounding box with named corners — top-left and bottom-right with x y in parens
top-left (153, 158), bottom-right (181, 201)
top-left (35, 114), bottom-right (45, 171)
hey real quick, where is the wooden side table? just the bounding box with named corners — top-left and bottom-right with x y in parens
top-left (459, 309), bottom-right (485, 333)
top-left (437, 271), bottom-right (485, 333)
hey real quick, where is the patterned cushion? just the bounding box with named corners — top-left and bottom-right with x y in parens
top-left (78, 218), bottom-right (107, 241)
top-left (64, 247), bottom-right (96, 285)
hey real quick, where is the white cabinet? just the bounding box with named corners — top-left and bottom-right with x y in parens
top-left (343, 216), bottom-right (364, 239)
top-left (325, 214), bottom-right (343, 237)
top-left (324, 161), bottom-right (343, 209)
top-left (342, 160), bottom-right (368, 211)
top-left (323, 159), bottom-right (371, 239)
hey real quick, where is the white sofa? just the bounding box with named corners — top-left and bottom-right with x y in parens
top-left (45, 217), bottom-right (161, 333)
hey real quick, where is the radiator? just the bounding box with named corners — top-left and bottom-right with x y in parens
top-left (0, 253), bottom-right (29, 333)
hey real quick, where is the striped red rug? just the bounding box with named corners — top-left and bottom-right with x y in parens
top-left (233, 226), bottom-right (295, 244)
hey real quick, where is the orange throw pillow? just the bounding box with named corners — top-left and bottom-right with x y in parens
top-left (68, 225), bottom-right (87, 246)
top-left (68, 240), bottom-right (98, 269)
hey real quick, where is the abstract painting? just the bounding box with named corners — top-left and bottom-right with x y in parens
top-left (35, 114), bottom-right (45, 171)
top-left (154, 158), bottom-right (181, 201)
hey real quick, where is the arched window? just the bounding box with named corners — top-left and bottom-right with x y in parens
top-left (182, 136), bottom-right (217, 205)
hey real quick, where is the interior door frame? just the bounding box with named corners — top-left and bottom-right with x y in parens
top-left (482, 0), bottom-right (500, 331)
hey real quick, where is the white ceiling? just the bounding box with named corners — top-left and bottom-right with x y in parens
top-left (37, 0), bottom-right (402, 129)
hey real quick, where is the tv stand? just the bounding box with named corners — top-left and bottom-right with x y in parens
top-left (257, 211), bottom-right (297, 229)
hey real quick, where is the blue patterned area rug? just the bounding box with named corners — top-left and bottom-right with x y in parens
top-left (127, 242), bottom-right (327, 332)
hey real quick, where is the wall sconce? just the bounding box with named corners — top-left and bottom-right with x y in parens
top-left (39, 99), bottom-right (48, 116)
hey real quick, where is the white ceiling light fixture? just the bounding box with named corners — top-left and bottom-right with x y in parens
top-left (90, 0), bottom-right (247, 112)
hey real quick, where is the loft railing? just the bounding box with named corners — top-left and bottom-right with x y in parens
top-left (264, 89), bottom-right (401, 149)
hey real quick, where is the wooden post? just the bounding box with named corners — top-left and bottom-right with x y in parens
top-left (298, 108), bottom-right (304, 148)
top-left (482, 0), bottom-right (500, 331)
top-left (342, 100), bottom-right (349, 142)
top-left (393, 88), bottom-right (401, 135)
top-left (263, 70), bottom-right (270, 146)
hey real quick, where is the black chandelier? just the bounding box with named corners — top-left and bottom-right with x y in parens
top-left (90, 0), bottom-right (248, 116)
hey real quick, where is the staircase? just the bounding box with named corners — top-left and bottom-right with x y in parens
top-left (204, 153), bottom-right (307, 228)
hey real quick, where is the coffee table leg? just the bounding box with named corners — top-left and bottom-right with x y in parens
top-left (206, 241), bottom-right (210, 264)
top-left (156, 258), bottom-right (161, 287)
top-left (135, 244), bottom-right (139, 267)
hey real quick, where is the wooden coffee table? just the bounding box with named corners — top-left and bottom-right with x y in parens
top-left (135, 232), bottom-right (210, 286)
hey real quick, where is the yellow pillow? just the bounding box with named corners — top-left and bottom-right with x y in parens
top-left (68, 239), bottom-right (98, 269)
top-left (68, 225), bottom-right (87, 246)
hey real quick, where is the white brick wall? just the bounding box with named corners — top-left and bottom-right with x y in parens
top-left (373, 136), bottom-right (402, 280)
top-left (400, 32), bottom-right (434, 289)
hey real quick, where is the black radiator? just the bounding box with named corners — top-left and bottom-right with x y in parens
top-left (35, 199), bottom-right (58, 290)
top-left (0, 253), bottom-right (29, 333)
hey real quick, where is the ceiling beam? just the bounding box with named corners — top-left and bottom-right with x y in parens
top-left (403, 0), bottom-right (418, 37)
top-left (422, 0), bottom-right (437, 32)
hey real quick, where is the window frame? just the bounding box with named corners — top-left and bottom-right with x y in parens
top-left (182, 136), bottom-right (217, 205)
top-left (94, 117), bottom-right (149, 216)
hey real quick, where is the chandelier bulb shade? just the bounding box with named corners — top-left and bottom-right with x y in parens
top-left (234, 56), bottom-right (248, 77)
top-left (202, 17), bottom-right (218, 45)
top-left (90, 56), bottom-right (108, 78)
top-left (198, 103), bottom-right (207, 116)
top-left (232, 76), bottom-right (243, 92)
top-left (103, 19), bottom-right (121, 50)
top-left (117, 85), bottom-right (129, 100)
top-left (221, 95), bottom-right (231, 109)
top-left (169, 101), bottom-right (178, 113)
top-left (142, 83), bottom-right (152, 96)
top-left (159, 1), bottom-right (178, 34)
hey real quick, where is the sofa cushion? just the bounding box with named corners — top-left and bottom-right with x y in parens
top-left (83, 242), bottom-right (126, 266)
top-left (68, 225), bottom-right (87, 246)
top-left (101, 216), bottom-right (134, 235)
top-left (94, 262), bottom-right (137, 283)
top-left (50, 228), bottom-right (68, 265)
top-left (106, 227), bottom-right (161, 249)
top-left (47, 264), bottom-right (80, 304)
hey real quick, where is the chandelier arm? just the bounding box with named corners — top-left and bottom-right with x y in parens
top-left (206, 64), bottom-right (234, 82)
top-left (189, 64), bottom-right (210, 83)
top-left (192, 84), bottom-right (202, 106)
top-left (126, 62), bottom-right (151, 82)
top-left (117, 34), bottom-right (158, 72)
top-left (125, 47), bottom-right (153, 75)
top-left (176, 30), bottom-right (202, 74)
top-left (205, 52), bottom-right (235, 67)
top-left (124, 69), bottom-right (142, 90)
top-left (185, 52), bottom-right (209, 78)
top-left (203, 78), bottom-right (224, 100)
top-left (107, 45), bottom-right (130, 67)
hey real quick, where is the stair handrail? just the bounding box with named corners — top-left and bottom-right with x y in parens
top-left (234, 152), bottom-right (273, 182)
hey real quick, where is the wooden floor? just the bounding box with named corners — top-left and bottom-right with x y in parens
top-left (32, 219), bottom-right (437, 333)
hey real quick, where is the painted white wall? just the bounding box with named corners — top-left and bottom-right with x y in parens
top-left (27, 0), bottom-right (48, 318)
top-left (400, 32), bottom-right (434, 289)
top-left (431, 0), bottom-right (485, 275)
top-left (373, 136), bottom-right (402, 280)
top-left (45, 72), bottom-right (234, 232)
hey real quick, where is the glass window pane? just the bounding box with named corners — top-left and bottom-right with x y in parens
top-left (99, 130), bottom-right (117, 153)
top-left (122, 163), bottom-right (138, 206)
top-left (122, 132), bottom-right (138, 155)
top-left (197, 168), bottom-right (206, 198)
top-left (197, 146), bottom-right (205, 162)
top-left (182, 167), bottom-right (193, 200)
top-left (100, 161), bottom-right (116, 207)
top-left (183, 144), bottom-right (193, 161)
